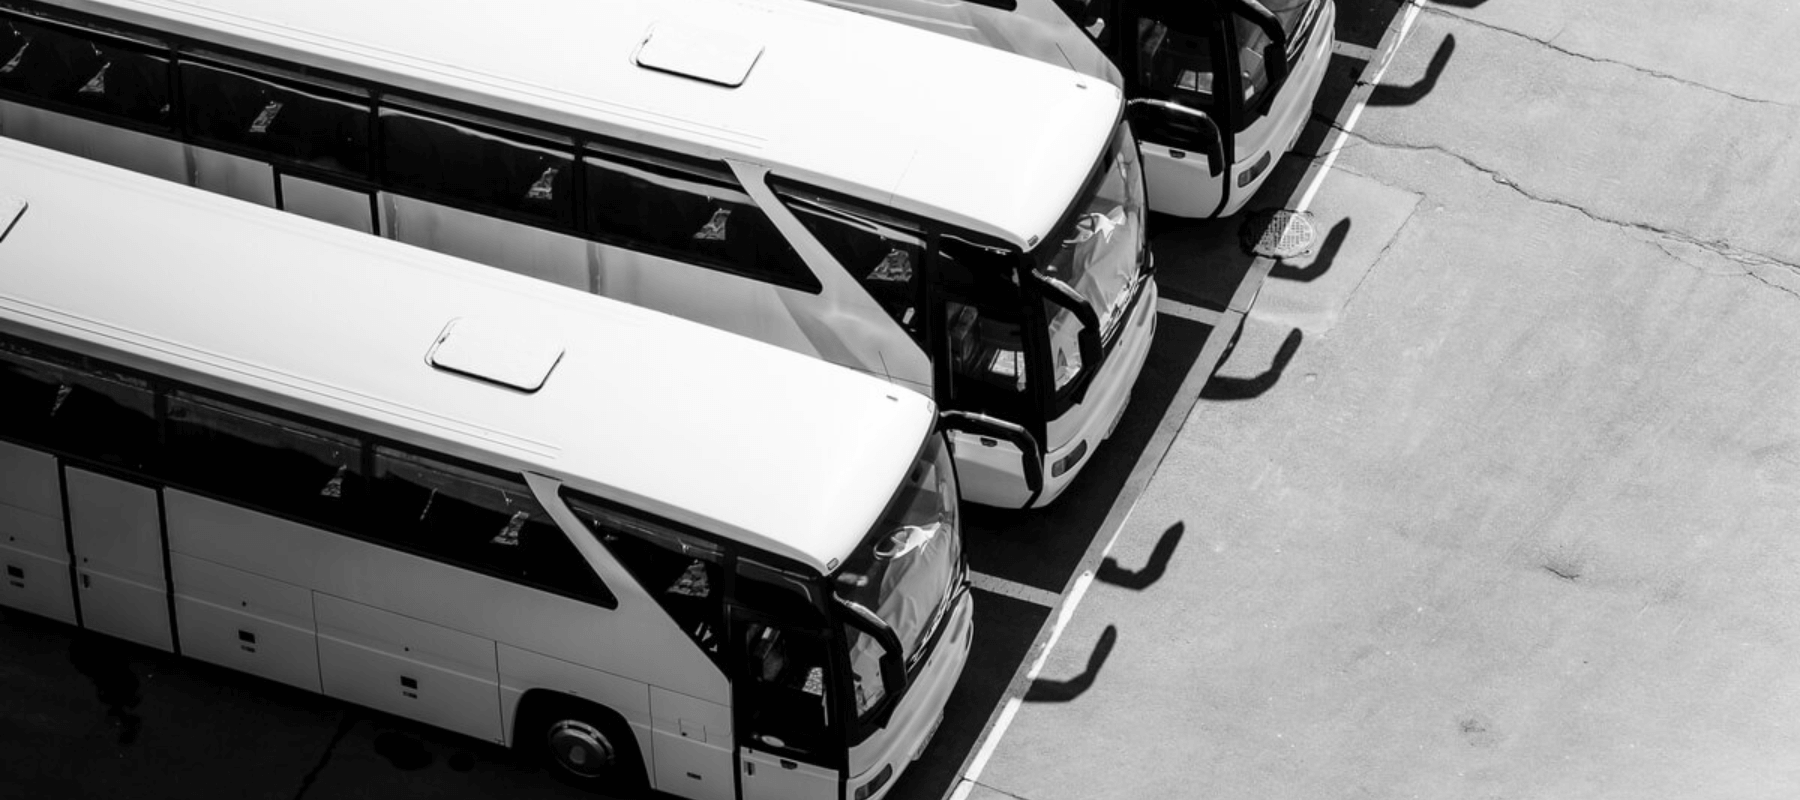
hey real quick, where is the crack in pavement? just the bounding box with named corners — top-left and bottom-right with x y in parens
top-left (1419, 4), bottom-right (1800, 112)
top-left (1310, 121), bottom-right (1800, 302)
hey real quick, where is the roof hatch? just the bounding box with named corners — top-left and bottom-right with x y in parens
top-left (633, 22), bottom-right (764, 87)
top-left (427, 317), bottom-right (564, 392)
top-left (0, 197), bottom-right (25, 243)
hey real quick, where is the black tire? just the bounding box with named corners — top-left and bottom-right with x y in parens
top-left (517, 695), bottom-right (646, 796)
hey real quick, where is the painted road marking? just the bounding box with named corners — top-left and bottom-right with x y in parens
top-left (968, 571), bottom-right (1060, 609)
top-left (1156, 297), bottom-right (1227, 326)
top-left (946, 4), bottom-right (1427, 800)
top-left (1333, 41), bottom-right (1379, 61)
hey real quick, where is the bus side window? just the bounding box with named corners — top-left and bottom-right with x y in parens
top-left (378, 108), bottom-right (575, 228)
top-left (584, 153), bottom-right (819, 291)
top-left (1137, 15), bottom-right (1216, 102)
top-left (566, 494), bottom-right (724, 662)
top-left (0, 13), bottom-right (171, 129)
top-left (934, 236), bottom-right (1030, 416)
top-left (179, 60), bottom-right (371, 177)
top-left (164, 392), bottom-right (362, 528)
top-left (0, 337), bottom-right (155, 469)
top-left (775, 186), bottom-right (926, 341)
top-left (369, 448), bottom-right (613, 606)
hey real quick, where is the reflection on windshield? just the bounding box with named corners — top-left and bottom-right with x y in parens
top-left (1237, 0), bottom-right (1313, 102)
top-left (1039, 121), bottom-right (1146, 391)
top-left (836, 436), bottom-right (961, 719)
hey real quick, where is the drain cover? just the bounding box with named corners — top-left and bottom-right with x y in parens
top-left (1239, 209), bottom-right (1316, 259)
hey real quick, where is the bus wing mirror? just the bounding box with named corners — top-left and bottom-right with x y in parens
top-left (937, 411), bottom-right (1044, 495)
top-left (1030, 271), bottom-right (1104, 406)
top-left (1128, 99), bottom-right (1224, 177)
top-left (1234, 0), bottom-right (1291, 91)
top-left (835, 596), bottom-right (907, 728)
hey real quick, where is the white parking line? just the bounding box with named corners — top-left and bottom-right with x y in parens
top-left (1333, 41), bottom-right (1379, 61)
top-left (947, 6), bottom-right (1427, 800)
top-left (968, 571), bottom-right (1060, 609)
top-left (1156, 297), bottom-right (1227, 326)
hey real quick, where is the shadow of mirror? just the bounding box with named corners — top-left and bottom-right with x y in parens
top-left (1368, 34), bottom-right (1457, 107)
top-left (1097, 522), bottom-right (1185, 591)
top-left (1200, 328), bottom-right (1304, 401)
top-left (1024, 625), bottom-right (1119, 704)
top-left (1267, 218), bottom-right (1350, 283)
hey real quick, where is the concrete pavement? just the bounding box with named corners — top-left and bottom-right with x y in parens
top-left (960, 2), bottom-right (1800, 799)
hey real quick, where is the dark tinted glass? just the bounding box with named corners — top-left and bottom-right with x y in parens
top-left (569, 495), bottom-right (722, 660)
top-left (0, 339), bottom-right (155, 468)
top-left (586, 154), bottom-right (816, 289)
top-left (779, 187), bottom-right (924, 340)
top-left (379, 108), bottom-right (574, 225)
top-left (370, 448), bottom-right (610, 605)
top-left (165, 392), bottom-right (362, 527)
top-left (937, 236), bottom-right (1031, 414)
top-left (181, 61), bottom-right (370, 175)
top-left (0, 13), bottom-right (171, 128)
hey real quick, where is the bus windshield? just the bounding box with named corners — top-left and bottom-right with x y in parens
top-left (836, 434), bottom-right (963, 722)
top-left (1038, 121), bottom-right (1148, 390)
top-left (1237, 0), bottom-right (1314, 102)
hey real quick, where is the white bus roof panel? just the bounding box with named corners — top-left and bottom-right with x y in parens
top-left (49, 0), bottom-right (1122, 248)
top-left (0, 138), bottom-right (934, 573)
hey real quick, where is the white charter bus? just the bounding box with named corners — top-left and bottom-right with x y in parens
top-left (0, 0), bottom-right (1157, 508)
top-left (809, 0), bottom-right (1336, 218)
top-left (0, 138), bottom-right (976, 800)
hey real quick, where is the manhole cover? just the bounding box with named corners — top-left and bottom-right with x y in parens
top-left (1239, 209), bottom-right (1316, 259)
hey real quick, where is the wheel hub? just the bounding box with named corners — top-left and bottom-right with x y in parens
top-left (547, 719), bottom-right (615, 778)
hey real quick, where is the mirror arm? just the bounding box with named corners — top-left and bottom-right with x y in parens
top-left (1031, 271), bottom-right (1105, 405)
top-left (1231, 0), bottom-right (1290, 87)
top-left (835, 596), bottom-right (907, 701)
top-left (938, 411), bottom-right (1044, 495)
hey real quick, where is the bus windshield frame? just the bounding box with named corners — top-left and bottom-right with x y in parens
top-left (832, 432), bottom-right (965, 743)
top-left (1028, 116), bottom-right (1150, 416)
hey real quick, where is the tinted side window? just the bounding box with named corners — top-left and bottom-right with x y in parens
top-left (370, 448), bottom-right (610, 605)
top-left (936, 236), bottom-right (1030, 415)
top-left (0, 13), bottom-right (171, 128)
top-left (181, 61), bottom-right (370, 176)
top-left (165, 392), bottom-right (362, 527)
top-left (568, 495), bottom-right (722, 661)
top-left (0, 339), bottom-right (155, 468)
top-left (585, 154), bottom-right (817, 290)
top-left (379, 108), bottom-right (574, 226)
top-left (778, 187), bottom-right (925, 341)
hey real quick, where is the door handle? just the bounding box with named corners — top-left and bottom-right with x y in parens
top-left (745, 761), bottom-right (754, 776)
top-left (80, 573), bottom-right (91, 589)
top-left (780, 758), bottom-right (798, 770)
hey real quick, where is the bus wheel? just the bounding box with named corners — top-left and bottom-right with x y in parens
top-left (521, 696), bottom-right (645, 795)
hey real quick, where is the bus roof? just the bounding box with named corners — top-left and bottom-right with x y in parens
top-left (0, 138), bottom-right (936, 574)
top-left (43, 0), bottom-right (1122, 249)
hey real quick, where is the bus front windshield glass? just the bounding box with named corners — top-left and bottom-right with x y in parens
top-left (1038, 121), bottom-right (1147, 391)
top-left (1236, 0), bottom-right (1314, 102)
top-left (836, 435), bottom-right (962, 723)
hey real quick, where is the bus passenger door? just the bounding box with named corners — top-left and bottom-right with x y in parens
top-left (731, 608), bottom-right (839, 800)
top-left (64, 467), bottom-right (172, 652)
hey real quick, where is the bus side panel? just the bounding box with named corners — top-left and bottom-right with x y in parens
top-left (163, 490), bottom-right (731, 708)
top-left (497, 644), bottom-right (655, 760)
top-left (190, 146), bottom-right (278, 208)
top-left (647, 685), bottom-right (734, 800)
top-left (170, 552), bottom-right (322, 693)
top-left (381, 195), bottom-right (589, 292)
top-left (589, 243), bottom-right (819, 363)
top-left (316, 591), bottom-right (504, 743)
top-left (0, 101), bottom-right (186, 184)
top-left (0, 442), bottom-right (75, 624)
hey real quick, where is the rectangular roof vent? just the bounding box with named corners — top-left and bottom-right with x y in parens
top-left (427, 317), bottom-right (564, 393)
top-left (0, 197), bottom-right (25, 243)
top-left (634, 22), bottom-right (764, 87)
